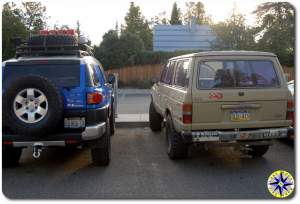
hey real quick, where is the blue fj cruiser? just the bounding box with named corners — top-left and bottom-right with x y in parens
top-left (2, 29), bottom-right (116, 166)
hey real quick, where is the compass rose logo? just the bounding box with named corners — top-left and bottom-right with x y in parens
top-left (267, 170), bottom-right (294, 198)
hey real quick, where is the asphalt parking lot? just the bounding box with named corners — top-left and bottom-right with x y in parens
top-left (117, 89), bottom-right (151, 114)
top-left (2, 127), bottom-right (294, 199)
top-left (2, 90), bottom-right (295, 199)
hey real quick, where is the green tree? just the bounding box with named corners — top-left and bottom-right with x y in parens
top-left (170, 2), bottom-right (182, 25)
top-left (123, 2), bottom-right (152, 50)
top-left (212, 8), bottom-right (256, 50)
top-left (253, 2), bottom-right (295, 65)
top-left (2, 2), bottom-right (27, 60)
top-left (94, 30), bottom-right (144, 69)
top-left (184, 2), bottom-right (212, 25)
top-left (152, 11), bottom-right (168, 25)
top-left (16, 2), bottom-right (48, 32)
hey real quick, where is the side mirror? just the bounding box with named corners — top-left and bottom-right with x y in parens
top-left (151, 77), bottom-right (159, 84)
top-left (108, 74), bottom-right (116, 84)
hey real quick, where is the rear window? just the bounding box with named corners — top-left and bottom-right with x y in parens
top-left (197, 60), bottom-right (280, 89)
top-left (4, 62), bottom-right (80, 87)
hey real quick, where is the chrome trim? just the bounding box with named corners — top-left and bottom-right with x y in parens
top-left (82, 122), bottom-right (106, 141)
top-left (13, 141), bottom-right (65, 147)
top-left (221, 104), bottom-right (261, 109)
top-left (182, 127), bottom-right (289, 142)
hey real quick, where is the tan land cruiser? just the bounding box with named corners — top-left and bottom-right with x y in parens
top-left (149, 51), bottom-right (293, 160)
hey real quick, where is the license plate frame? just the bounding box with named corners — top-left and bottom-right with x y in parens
top-left (64, 117), bottom-right (85, 129)
top-left (230, 110), bottom-right (250, 122)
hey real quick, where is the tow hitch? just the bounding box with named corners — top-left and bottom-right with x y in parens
top-left (32, 142), bottom-right (44, 159)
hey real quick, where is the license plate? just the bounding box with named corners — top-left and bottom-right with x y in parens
top-left (64, 117), bottom-right (85, 128)
top-left (230, 111), bottom-right (250, 122)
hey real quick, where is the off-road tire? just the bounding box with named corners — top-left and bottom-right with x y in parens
top-left (248, 145), bottom-right (269, 157)
top-left (3, 148), bottom-right (22, 168)
top-left (149, 101), bottom-right (163, 132)
top-left (110, 103), bottom-right (115, 136)
top-left (91, 119), bottom-right (111, 166)
top-left (166, 115), bottom-right (188, 160)
top-left (3, 75), bottom-right (64, 136)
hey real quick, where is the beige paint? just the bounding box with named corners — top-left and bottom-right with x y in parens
top-left (151, 51), bottom-right (292, 133)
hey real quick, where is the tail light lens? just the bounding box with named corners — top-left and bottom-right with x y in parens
top-left (3, 141), bottom-right (13, 145)
top-left (87, 92), bottom-right (103, 105)
top-left (182, 104), bottom-right (192, 124)
top-left (287, 100), bottom-right (294, 111)
top-left (287, 100), bottom-right (294, 126)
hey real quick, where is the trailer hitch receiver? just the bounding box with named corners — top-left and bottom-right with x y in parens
top-left (33, 142), bottom-right (44, 159)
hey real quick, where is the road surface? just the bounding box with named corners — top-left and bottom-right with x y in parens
top-left (2, 128), bottom-right (294, 199)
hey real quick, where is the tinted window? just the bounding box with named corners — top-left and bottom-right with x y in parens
top-left (164, 61), bottom-right (175, 85)
top-left (198, 60), bottom-right (279, 89)
top-left (160, 63), bottom-right (168, 82)
top-left (174, 60), bottom-right (190, 88)
top-left (4, 63), bottom-right (80, 87)
top-left (94, 64), bottom-right (105, 85)
top-left (87, 64), bottom-right (100, 87)
top-left (98, 64), bottom-right (107, 83)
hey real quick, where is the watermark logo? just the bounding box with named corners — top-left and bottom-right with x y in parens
top-left (267, 170), bottom-right (294, 198)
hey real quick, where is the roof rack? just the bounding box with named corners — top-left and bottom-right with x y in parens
top-left (15, 29), bottom-right (94, 58)
top-left (16, 44), bottom-right (94, 58)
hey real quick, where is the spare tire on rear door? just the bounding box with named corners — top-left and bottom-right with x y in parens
top-left (3, 75), bottom-right (64, 136)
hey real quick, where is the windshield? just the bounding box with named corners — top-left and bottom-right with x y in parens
top-left (197, 60), bottom-right (280, 89)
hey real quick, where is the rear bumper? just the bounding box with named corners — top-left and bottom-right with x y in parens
top-left (181, 127), bottom-right (293, 143)
top-left (2, 122), bottom-right (106, 148)
top-left (82, 122), bottom-right (106, 140)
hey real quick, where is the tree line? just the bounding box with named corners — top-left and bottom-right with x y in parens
top-left (2, 2), bottom-right (295, 68)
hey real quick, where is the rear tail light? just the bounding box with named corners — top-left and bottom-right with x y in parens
top-left (87, 92), bottom-right (103, 105)
top-left (182, 104), bottom-right (192, 124)
top-left (3, 141), bottom-right (13, 145)
top-left (287, 100), bottom-right (294, 111)
top-left (287, 112), bottom-right (294, 126)
top-left (287, 100), bottom-right (294, 126)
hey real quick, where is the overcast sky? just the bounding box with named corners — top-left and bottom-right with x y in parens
top-left (10, 0), bottom-right (293, 45)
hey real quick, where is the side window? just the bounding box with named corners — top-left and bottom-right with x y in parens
top-left (94, 64), bottom-right (105, 85)
top-left (174, 60), bottom-right (190, 88)
top-left (98, 63), bottom-right (107, 83)
top-left (164, 61), bottom-right (176, 85)
top-left (160, 62), bottom-right (169, 82)
top-left (88, 63), bottom-right (100, 87)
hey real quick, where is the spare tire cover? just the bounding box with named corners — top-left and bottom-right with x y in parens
top-left (3, 75), bottom-right (64, 136)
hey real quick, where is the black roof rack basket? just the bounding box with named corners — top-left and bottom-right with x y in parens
top-left (15, 35), bottom-right (94, 58)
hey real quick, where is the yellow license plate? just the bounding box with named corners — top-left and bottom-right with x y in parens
top-left (230, 111), bottom-right (250, 122)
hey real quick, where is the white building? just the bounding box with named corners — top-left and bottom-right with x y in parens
top-left (153, 24), bottom-right (217, 51)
